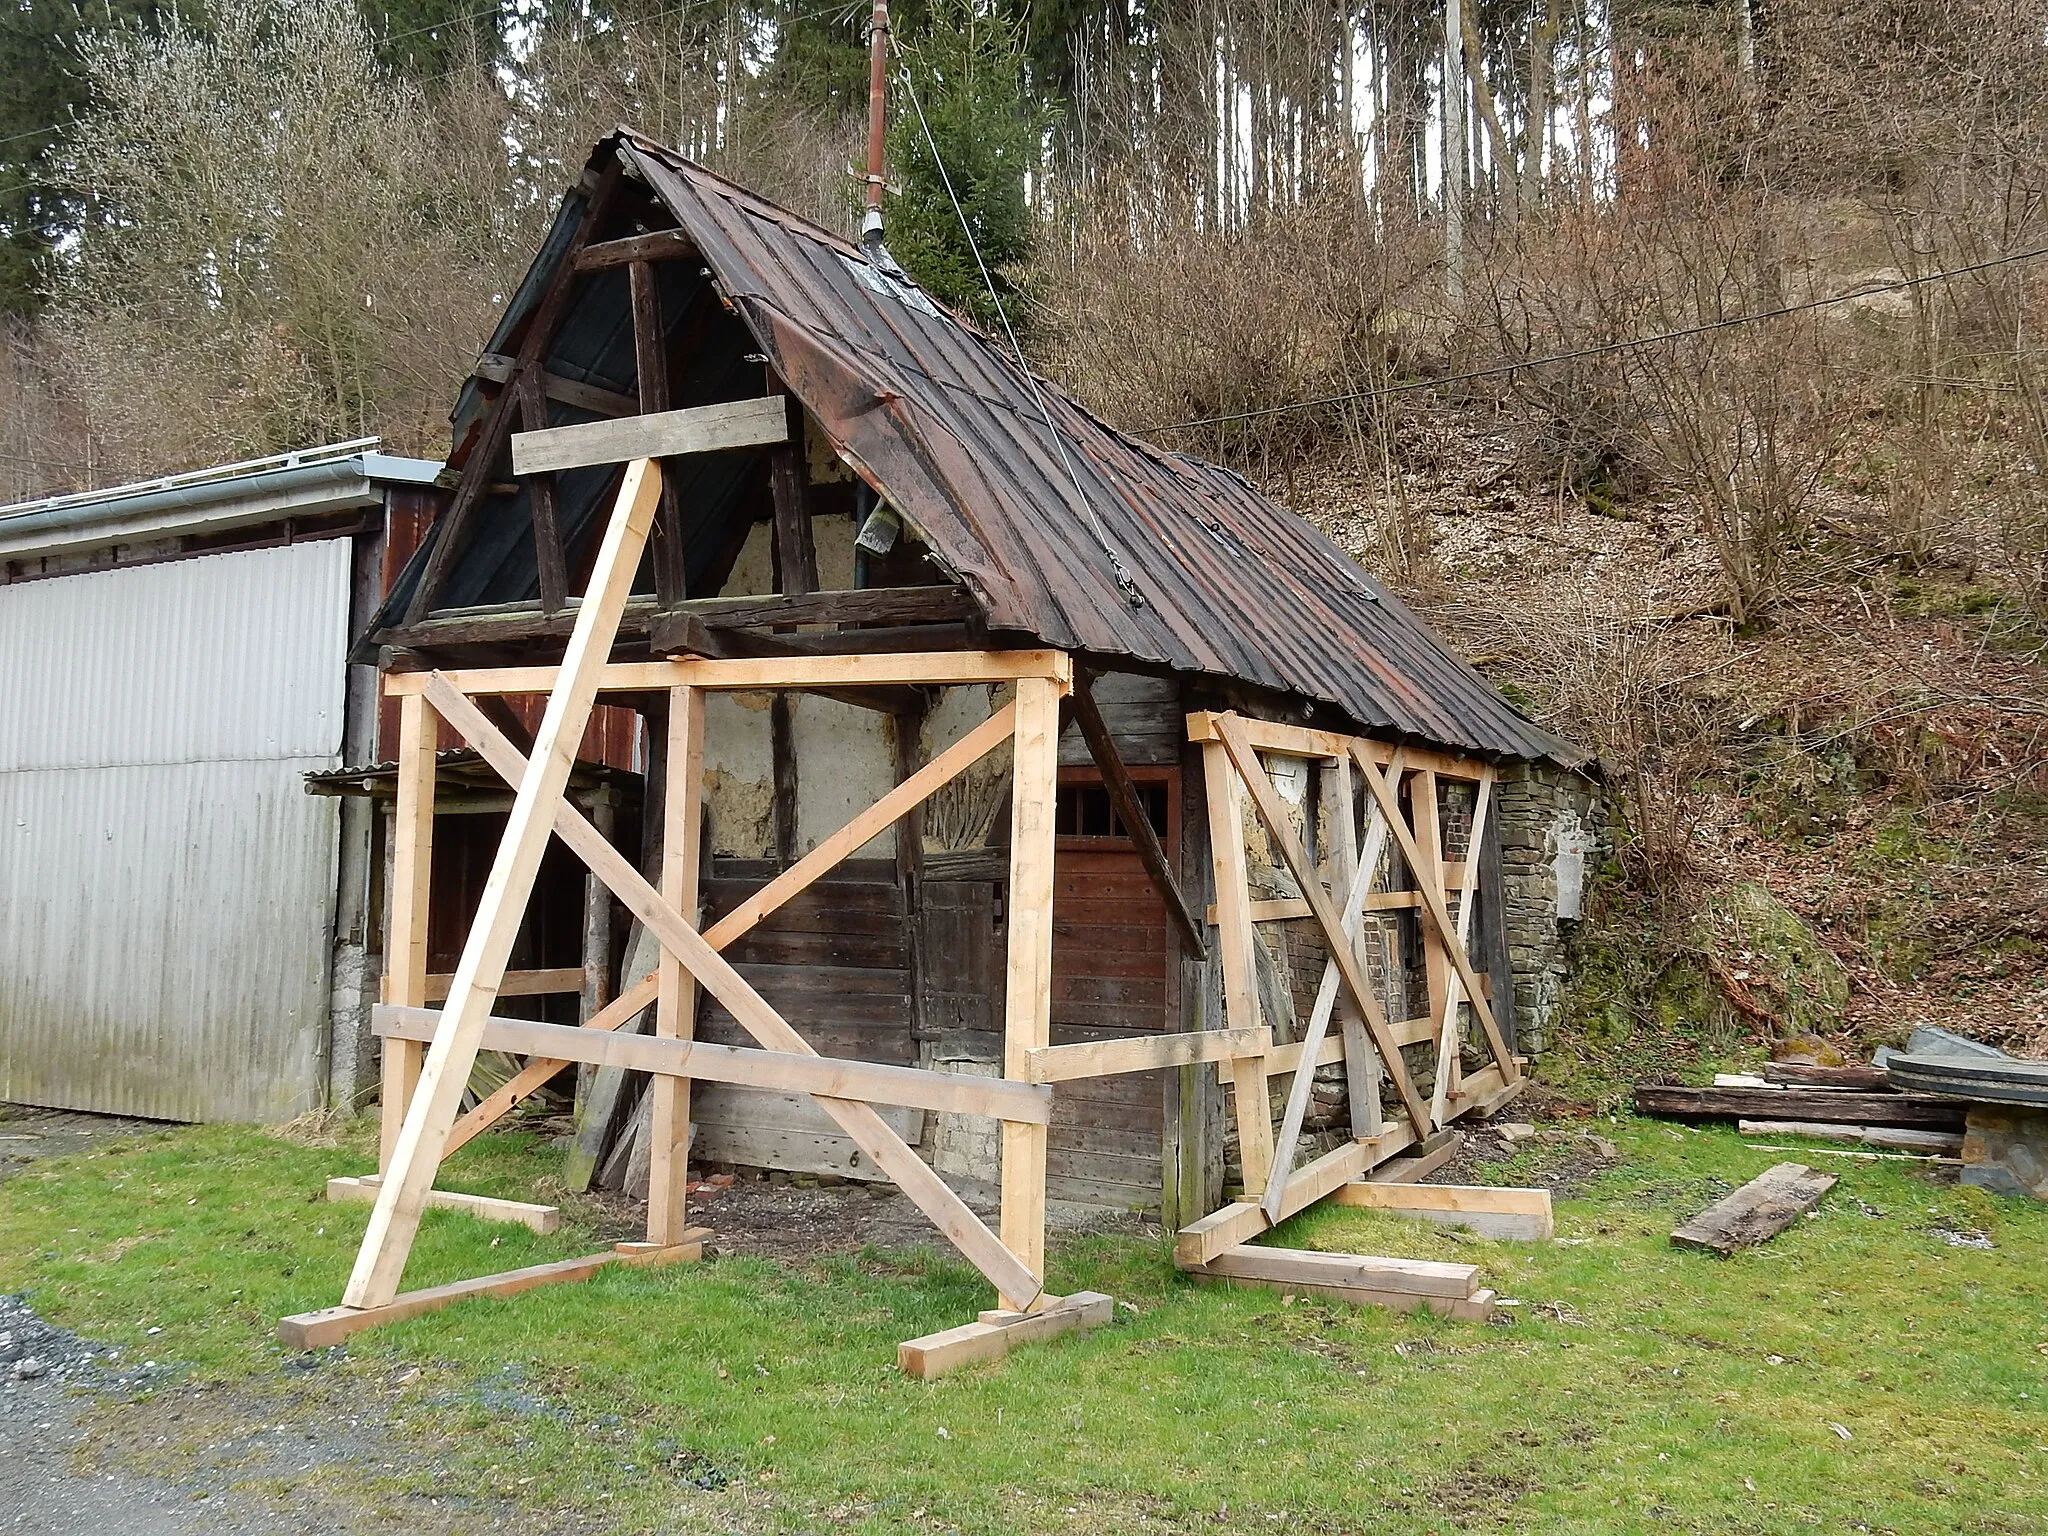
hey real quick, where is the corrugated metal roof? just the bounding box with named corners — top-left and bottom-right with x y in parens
top-left (612, 134), bottom-right (1575, 766)
top-left (395, 131), bottom-right (1581, 766)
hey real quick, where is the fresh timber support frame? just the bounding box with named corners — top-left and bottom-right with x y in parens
top-left (300, 452), bottom-right (1088, 1350)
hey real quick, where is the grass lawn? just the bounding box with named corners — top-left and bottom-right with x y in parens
top-left (2, 1110), bottom-right (2044, 1534)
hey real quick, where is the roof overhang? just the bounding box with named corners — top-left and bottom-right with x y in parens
top-left (0, 444), bottom-right (443, 564)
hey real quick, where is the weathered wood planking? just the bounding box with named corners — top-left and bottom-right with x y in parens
top-left (510, 396), bottom-right (789, 475)
top-left (1671, 1162), bottom-right (1837, 1255)
top-left (1636, 1084), bottom-right (1965, 1129)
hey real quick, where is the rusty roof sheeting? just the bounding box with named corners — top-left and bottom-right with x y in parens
top-left (439, 132), bottom-right (1575, 766)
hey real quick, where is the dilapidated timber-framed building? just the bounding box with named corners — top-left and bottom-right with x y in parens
top-left (323, 129), bottom-right (1603, 1342)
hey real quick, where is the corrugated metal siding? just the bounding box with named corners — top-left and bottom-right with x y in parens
top-left (0, 541), bottom-right (351, 1121)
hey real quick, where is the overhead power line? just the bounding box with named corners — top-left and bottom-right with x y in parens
top-left (1142, 242), bottom-right (2048, 435)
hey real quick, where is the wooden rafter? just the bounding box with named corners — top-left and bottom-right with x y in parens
top-left (406, 160), bottom-right (623, 622)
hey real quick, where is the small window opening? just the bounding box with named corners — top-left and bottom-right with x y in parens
top-left (1056, 781), bottom-right (1168, 839)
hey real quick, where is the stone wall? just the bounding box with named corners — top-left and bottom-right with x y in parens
top-left (1493, 760), bottom-right (1609, 1057)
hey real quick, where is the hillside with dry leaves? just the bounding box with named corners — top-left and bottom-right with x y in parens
top-left (1268, 404), bottom-right (2048, 1067)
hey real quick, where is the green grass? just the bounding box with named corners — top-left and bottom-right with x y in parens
top-left (3, 1115), bottom-right (2046, 1533)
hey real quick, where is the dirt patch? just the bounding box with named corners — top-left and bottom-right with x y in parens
top-left (0, 1106), bottom-right (167, 1183)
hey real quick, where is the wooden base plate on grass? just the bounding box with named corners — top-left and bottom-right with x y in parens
top-left (278, 1232), bottom-right (710, 1350)
top-left (897, 1291), bottom-right (1114, 1380)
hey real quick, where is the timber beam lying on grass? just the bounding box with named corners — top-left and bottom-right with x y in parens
top-left (278, 1236), bottom-right (708, 1350)
top-left (1330, 1180), bottom-right (1553, 1240)
top-left (897, 1292), bottom-right (1115, 1380)
top-left (1671, 1162), bottom-right (1837, 1256)
top-left (324, 1175), bottom-right (561, 1235)
top-left (1180, 1245), bottom-right (1497, 1321)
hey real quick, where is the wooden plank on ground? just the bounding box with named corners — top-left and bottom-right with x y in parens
top-left (1331, 1180), bottom-right (1552, 1240)
top-left (1761, 1063), bottom-right (1892, 1091)
top-left (1636, 1084), bottom-right (1964, 1129)
top-left (1670, 1162), bottom-right (1837, 1256)
top-left (511, 397), bottom-right (789, 475)
top-left (1738, 1120), bottom-right (1962, 1153)
top-left (279, 1237), bottom-right (707, 1350)
top-left (896, 1291), bottom-right (1114, 1380)
top-left (1190, 1243), bottom-right (1479, 1297)
top-left (325, 1175), bottom-right (560, 1235)
top-left (1186, 1269), bottom-right (1498, 1320)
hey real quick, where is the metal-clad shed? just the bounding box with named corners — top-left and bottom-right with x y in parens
top-left (0, 444), bottom-right (442, 1121)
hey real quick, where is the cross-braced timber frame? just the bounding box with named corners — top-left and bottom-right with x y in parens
top-left (280, 457), bottom-right (1098, 1360)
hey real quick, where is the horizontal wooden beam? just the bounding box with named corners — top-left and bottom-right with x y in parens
top-left (375, 1004), bottom-right (1053, 1124)
top-left (325, 1175), bottom-right (560, 1234)
top-left (1175, 1137), bottom-right (1380, 1266)
top-left (1022, 1026), bottom-right (1269, 1084)
top-left (1203, 892), bottom-right (1421, 925)
top-left (424, 966), bottom-right (582, 1003)
top-left (277, 1238), bottom-right (705, 1350)
top-left (1330, 1180), bottom-right (1554, 1240)
top-left (897, 1291), bottom-right (1114, 1380)
top-left (648, 585), bottom-right (977, 648)
top-left (1183, 710), bottom-right (1492, 782)
top-left (573, 228), bottom-right (697, 271)
top-left (512, 397), bottom-right (789, 476)
top-left (1187, 1243), bottom-right (1480, 1298)
top-left (384, 650), bottom-right (1073, 697)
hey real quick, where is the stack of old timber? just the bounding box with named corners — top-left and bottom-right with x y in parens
top-left (1180, 1244), bottom-right (1497, 1320)
top-left (1635, 1062), bottom-right (1965, 1154)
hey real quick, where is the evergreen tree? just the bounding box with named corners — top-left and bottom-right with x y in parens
top-left (882, 0), bottom-right (1045, 333)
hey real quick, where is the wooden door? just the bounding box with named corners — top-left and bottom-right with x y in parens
top-left (1046, 767), bottom-right (1180, 1213)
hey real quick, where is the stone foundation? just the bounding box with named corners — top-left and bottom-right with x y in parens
top-left (1962, 1105), bottom-right (2048, 1200)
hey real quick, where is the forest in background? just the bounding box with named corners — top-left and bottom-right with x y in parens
top-left (2, 0), bottom-right (2044, 1072)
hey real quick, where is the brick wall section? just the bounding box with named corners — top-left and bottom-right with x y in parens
top-left (1494, 760), bottom-right (1609, 1057)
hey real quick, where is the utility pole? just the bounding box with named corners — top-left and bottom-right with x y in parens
top-left (1443, 0), bottom-right (1466, 306)
top-left (862, 0), bottom-right (891, 254)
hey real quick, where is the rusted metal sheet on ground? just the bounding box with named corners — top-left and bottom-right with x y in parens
top-left (0, 541), bottom-right (351, 1121)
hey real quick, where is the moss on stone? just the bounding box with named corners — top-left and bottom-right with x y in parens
top-left (1691, 881), bottom-right (1850, 1038)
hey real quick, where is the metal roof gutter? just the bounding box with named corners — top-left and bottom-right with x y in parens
top-left (0, 441), bottom-right (444, 564)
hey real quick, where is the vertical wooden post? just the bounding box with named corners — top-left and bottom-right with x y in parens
top-left (1411, 769), bottom-right (1455, 1108)
top-left (380, 692), bottom-right (436, 1169)
top-left (1327, 756), bottom-right (1384, 1139)
top-left (999, 675), bottom-right (1060, 1309)
top-left (1200, 739), bottom-right (1274, 1193)
top-left (648, 685), bottom-right (704, 1244)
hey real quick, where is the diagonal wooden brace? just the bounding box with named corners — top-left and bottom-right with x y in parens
top-left (346, 459), bottom-right (663, 1310)
top-left (1261, 751), bottom-right (1402, 1220)
top-left (422, 674), bottom-right (1043, 1306)
top-left (1215, 717), bottom-right (1433, 1143)
top-left (1351, 747), bottom-right (1519, 1083)
top-left (1428, 767), bottom-right (1496, 1129)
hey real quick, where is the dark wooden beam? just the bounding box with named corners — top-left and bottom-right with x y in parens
top-left (406, 160), bottom-right (624, 622)
top-left (575, 228), bottom-right (695, 272)
top-left (1073, 670), bottom-right (1208, 960)
top-left (771, 693), bottom-right (798, 865)
top-left (516, 367), bottom-right (570, 615)
top-left (648, 586), bottom-right (973, 650)
top-left (474, 355), bottom-right (639, 419)
top-left (630, 258), bottom-right (689, 607)
top-left (769, 392), bottom-right (818, 600)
